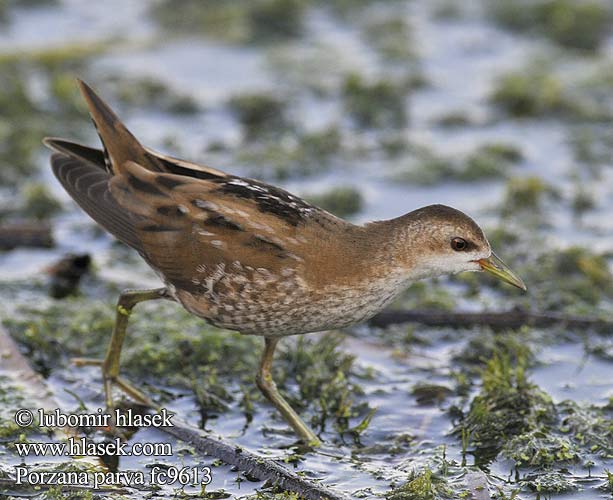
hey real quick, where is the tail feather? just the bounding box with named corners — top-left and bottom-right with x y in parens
top-left (77, 79), bottom-right (158, 173)
top-left (43, 137), bottom-right (106, 169)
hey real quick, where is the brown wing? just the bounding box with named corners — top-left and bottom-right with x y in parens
top-left (50, 153), bottom-right (145, 253)
top-left (108, 159), bottom-right (345, 293)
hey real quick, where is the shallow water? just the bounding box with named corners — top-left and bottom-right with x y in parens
top-left (1, 1), bottom-right (613, 498)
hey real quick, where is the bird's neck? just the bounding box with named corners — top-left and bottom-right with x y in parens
top-left (359, 214), bottom-right (437, 282)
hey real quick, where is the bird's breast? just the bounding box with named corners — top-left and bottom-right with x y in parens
top-left (169, 262), bottom-right (409, 336)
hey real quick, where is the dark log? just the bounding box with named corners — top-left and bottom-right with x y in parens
top-left (0, 223), bottom-right (53, 250)
top-left (369, 308), bottom-right (613, 332)
top-left (162, 422), bottom-right (349, 500)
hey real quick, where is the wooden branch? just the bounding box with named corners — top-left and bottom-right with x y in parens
top-left (369, 308), bottom-right (613, 332)
top-left (162, 422), bottom-right (349, 500)
top-left (0, 223), bottom-right (53, 250)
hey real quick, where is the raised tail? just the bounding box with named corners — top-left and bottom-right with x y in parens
top-left (76, 79), bottom-right (158, 173)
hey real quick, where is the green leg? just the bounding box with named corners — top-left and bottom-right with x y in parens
top-left (73, 288), bottom-right (169, 410)
top-left (255, 337), bottom-right (321, 446)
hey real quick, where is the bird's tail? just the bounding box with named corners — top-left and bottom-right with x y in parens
top-left (76, 79), bottom-right (154, 174)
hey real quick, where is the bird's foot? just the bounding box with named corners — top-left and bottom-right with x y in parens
top-left (71, 357), bottom-right (155, 409)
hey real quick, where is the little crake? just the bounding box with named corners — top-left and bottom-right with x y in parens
top-left (44, 80), bottom-right (526, 446)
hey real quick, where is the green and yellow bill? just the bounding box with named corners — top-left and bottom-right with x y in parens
top-left (477, 252), bottom-right (527, 291)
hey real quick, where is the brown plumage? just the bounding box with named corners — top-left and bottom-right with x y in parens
top-left (44, 80), bottom-right (525, 444)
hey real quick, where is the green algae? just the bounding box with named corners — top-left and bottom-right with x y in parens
top-left (105, 75), bottom-right (200, 115)
top-left (386, 469), bottom-right (453, 500)
top-left (228, 93), bottom-right (290, 141)
top-left (150, 0), bottom-right (306, 44)
top-left (362, 15), bottom-right (415, 62)
top-left (488, 0), bottom-right (613, 52)
top-left (236, 126), bottom-right (342, 180)
top-left (456, 353), bottom-right (555, 465)
top-left (305, 186), bottom-right (363, 218)
top-left (20, 183), bottom-right (62, 220)
top-left (490, 60), bottom-right (613, 120)
top-left (3, 298), bottom-right (370, 438)
top-left (490, 65), bottom-right (569, 118)
top-left (394, 142), bottom-right (523, 186)
top-left (342, 73), bottom-right (408, 129)
top-left (500, 176), bottom-right (560, 217)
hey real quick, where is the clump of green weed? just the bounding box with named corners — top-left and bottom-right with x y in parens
top-left (228, 93), bottom-right (290, 141)
top-left (500, 176), bottom-right (559, 217)
top-left (533, 246), bottom-right (613, 309)
top-left (20, 183), bottom-right (62, 220)
top-left (150, 0), bottom-right (306, 44)
top-left (503, 430), bottom-right (579, 467)
top-left (237, 126), bottom-right (342, 179)
top-left (363, 15), bottom-right (415, 62)
top-left (488, 0), bottom-right (613, 52)
top-left (524, 471), bottom-right (576, 493)
top-left (342, 73), bottom-right (408, 129)
top-left (456, 354), bottom-right (555, 465)
top-left (279, 333), bottom-right (372, 437)
top-left (305, 186), bottom-right (363, 218)
top-left (454, 330), bottom-right (534, 371)
top-left (490, 66), bottom-right (568, 117)
top-left (105, 75), bottom-right (199, 115)
top-left (395, 142), bottom-right (523, 185)
top-left (386, 468), bottom-right (454, 500)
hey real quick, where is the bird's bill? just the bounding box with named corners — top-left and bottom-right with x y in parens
top-left (477, 252), bottom-right (527, 291)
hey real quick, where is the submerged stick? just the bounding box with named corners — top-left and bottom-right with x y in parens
top-left (0, 223), bottom-right (53, 250)
top-left (162, 423), bottom-right (348, 500)
top-left (369, 308), bottom-right (613, 332)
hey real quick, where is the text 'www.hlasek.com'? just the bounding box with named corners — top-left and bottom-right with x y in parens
top-left (10, 408), bottom-right (213, 490)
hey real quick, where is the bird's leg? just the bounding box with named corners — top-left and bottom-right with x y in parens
top-left (255, 337), bottom-right (321, 446)
top-left (72, 288), bottom-right (169, 411)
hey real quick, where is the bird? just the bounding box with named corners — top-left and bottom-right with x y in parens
top-left (44, 80), bottom-right (526, 446)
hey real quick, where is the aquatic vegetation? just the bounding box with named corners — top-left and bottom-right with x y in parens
top-left (150, 0), bottom-right (306, 44)
top-left (500, 176), bottom-right (559, 217)
top-left (502, 430), bottom-right (579, 467)
top-left (535, 246), bottom-right (613, 308)
top-left (456, 354), bottom-right (555, 465)
top-left (20, 183), bottom-right (62, 220)
top-left (490, 65), bottom-right (568, 118)
top-left (395, 142), bottom-right (523, 185)
top-left (228, 93), bottom-right (291, 141)
top-left (570, 185), bottom-right (596, 216)
top-left (0, 376), bottom-right (37, 439)
top-left (454, 330), bottom-right (535, 372)
top-left (0, 0), bottom-right (58, 24)
top-left (342, 73), bottom-right (408, 129)
top-left (386, 469), bottom-right (453, 500)
top-left (3, 299), bottom-right (369, 438)
top-left (569, 125), bottom-right (613, 168)
top-left (412, 383), bottom-right (453, 406)
top-left (105, 75), bottom-right (200, 115)
top-left (491, 60), bottom-right (613, 120)
top-left (362, 15), bottom-right (415, 62)
top-left (434, 111), bottom-right (472, 128)
top-left (236, 126), bottom-right (342, 179)
top-left (305, 186), bottom-right (363, 218)
top-left (394, 281), bottom-right (457, 311)
top-left (488, 0), bottom-right (613, 52)
top-left (461, 143), bottom-right (523, 181)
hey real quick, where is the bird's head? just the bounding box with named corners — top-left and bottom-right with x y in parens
top-left (394, 204), bottom-right (526, 290)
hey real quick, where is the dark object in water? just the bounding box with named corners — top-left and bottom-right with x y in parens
top-left (46, 253), bottom-right (91, 299)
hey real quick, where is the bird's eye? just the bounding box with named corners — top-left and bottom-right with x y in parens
top-left (451, 237), bottom-right (467, 251)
